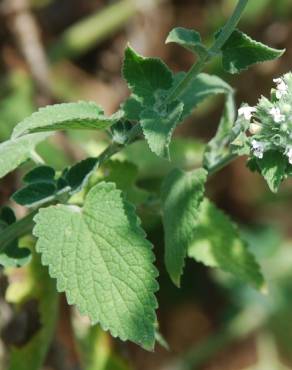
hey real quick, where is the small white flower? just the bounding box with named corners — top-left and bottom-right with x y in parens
top-left (251, 140), bottom-right (265, 159)
top-left (285, 147), bottom-right (292, 164)
top-left (273, 77), bottom-right (288, 99)
top-left (238, 106), bottom-right (256, 120)
top-left (269, 107), bottom-right (285, 123)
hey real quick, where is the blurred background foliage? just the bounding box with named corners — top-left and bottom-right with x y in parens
top-left (0, 0), bottom-right (292, 369)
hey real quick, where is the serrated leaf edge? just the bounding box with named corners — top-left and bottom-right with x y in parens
top-left (222, 29), bottom-right (285, 74)
top-left (12, 101), bottom-right (114, 138)
top-left (33, 182), bottom-right (159, 350)
top-left (162, 168), bottom-right (208, 286)
top-left (188, 198), bottom-right (265, 289)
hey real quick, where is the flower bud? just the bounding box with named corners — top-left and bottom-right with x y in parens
top-left (249, 122), bottom-right (262, 135)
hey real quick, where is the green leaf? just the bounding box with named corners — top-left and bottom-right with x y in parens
top-left (12, 101), bottom-right (115, 138)
top-left (122, 46), bottom-right (173, 106)
top-left (174, 72), bottom-right (233, 119)
top-left (121, 95), bottom-right (143, 121)
top-left (256, 150), bottom-right (287, 193)
top-left (12, 182), bottom-right (57, 207)
top-left (140, 101), bottom-right (184, 158)
top-left (166, 27), bottom-right (208, 58)
top-left (0, 207), bottom-right (31, 268)
top-left (161, 168), bottom-right (207, 286)
top-left (23, 165), bottom-right (55, 184)
top-left (65, 157), bottom-right (98, 192)
top-left (33, 182), bottom-right (158, 350)
top-left (220, 29), bottom-right (285, 74)
top-left (101, 160), bottom-right (148, 204)
top-left (188, 198), bottom-right (264, 289)
top-left (0, 133), bottom-right (50, 180)
top-left (7, 252), bottom-right (58, 370)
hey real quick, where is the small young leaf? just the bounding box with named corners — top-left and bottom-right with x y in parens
top-left (140, 101), bottom-right (184, 158)
top-left (12, 101), bottom-right (115, 138)
top-left (23, 165), bottom-right (55, 184)
top-left (161, 168), bottom-right (207, 286)
top-left (174, 72), bottom-right (233, 119)
top-left (65, 157), bottom-right (98, 192)
top-left (256, 150), bottom-right (287, 193)
top-left (33, 182), bottom-right (158, 350)
top-left (0, 133), bottom-right (50, 180)
top-left (0, 207), bottom-right (31, 268)
top-left (12, 182), bottom-right (57, 207)
top-left (122, 46), bottom-right (173, 106)
top-left (166, 27), bottom-right (208, 58)
top-left (188, 198), bottom-right (264, 289)
top-left (220, 29), bottom-right (285, 74)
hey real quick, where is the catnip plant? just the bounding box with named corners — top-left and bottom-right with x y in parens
top-left (0, 0), bottom-right (288, 362)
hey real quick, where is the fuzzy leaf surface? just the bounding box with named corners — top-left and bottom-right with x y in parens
top-left (162, 168), bottom-right (207, 286)
top-left (33, 182), bottom-right (158, 350)
top-left (140, 101), bottom-right (184, 158)
top-left (0, 133), bottom-right (49, 180)
top-left (12, 101), bottom-right (115, 138)
top-left (256, 151), bottom-right (287, 193)
top-left (122, 46), bottom-right (173, 106)
top-left (166, 27), bottom-right (207, 57)
top-left (121, 95), bottom-right (143, 121)
top-left (220, 29), bottom-right (285, 74)
top-left (174, 72), bottom-right (233, 119)
top-left (188, 198), bottom-right (264, 289)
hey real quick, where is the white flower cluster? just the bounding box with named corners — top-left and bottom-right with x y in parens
top-left (236, 72), bottom-right (292, 164)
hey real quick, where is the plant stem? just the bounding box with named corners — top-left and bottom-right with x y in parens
top-left (166, 0), bottom-right (249, 103)
top-left (207, 153), bottom-right (237, 176)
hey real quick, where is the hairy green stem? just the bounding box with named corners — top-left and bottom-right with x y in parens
top-left (207, 153), bottom-right (237, 176)
top-left (166, 0), bottom-right (249, 103)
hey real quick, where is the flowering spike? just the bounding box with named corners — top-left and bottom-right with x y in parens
top-left (243, 72), bottom-right (292, 163)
